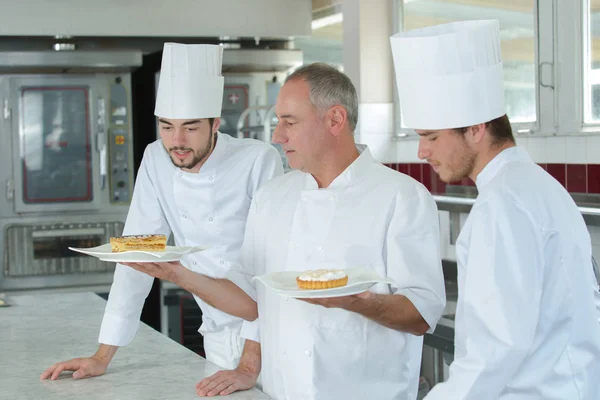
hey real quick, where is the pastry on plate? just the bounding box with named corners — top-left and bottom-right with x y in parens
top-left (296, 269), bottom-right (348, 290)
top-left (110, 234), bottom-right (167, 252)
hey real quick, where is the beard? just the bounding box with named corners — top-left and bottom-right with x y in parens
top-left (439, 149), bottom-right (477, 183)
top-left (168, 134), bottom-right (214, 170)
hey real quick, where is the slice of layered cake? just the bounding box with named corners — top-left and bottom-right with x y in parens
top-left (110, 234), bottom-right (167, 252)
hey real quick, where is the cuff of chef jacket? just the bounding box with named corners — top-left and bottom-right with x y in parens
top-left (395, 288), bottom-right (443, 334)
top-left (240, 318), bottom-right (260, 343)
top-left (98, 312), bottom-right (140, 347)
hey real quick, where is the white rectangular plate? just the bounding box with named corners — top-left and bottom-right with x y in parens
top-left (69, 243), bottom-right (209, 263)
top-left (254, 266), bottom-right (398, 299)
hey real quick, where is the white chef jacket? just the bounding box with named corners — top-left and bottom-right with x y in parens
top-left (425, 147), bottom-right (600, 400)
top-left (99, 132), bottom-right (283, 348)
top-left (234, 146), bottom-right (446, 400)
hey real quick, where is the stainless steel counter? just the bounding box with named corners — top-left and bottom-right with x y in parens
top-left (0, 292), bottom-right (269, 400)
top-left (434, 193), bottom-right (600, 225)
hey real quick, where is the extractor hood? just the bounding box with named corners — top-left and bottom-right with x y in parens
top-left (0, 50), bottom-right (143, 73)
top-left (222, 48), bottom-right (302, 73)
top-left (0, 48), bottom-right (302, 74)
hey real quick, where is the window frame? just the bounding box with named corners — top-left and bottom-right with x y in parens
top-left (581, 0), bottom-right (600, 132)
top-left (391, 0), bottom-right (600, 139)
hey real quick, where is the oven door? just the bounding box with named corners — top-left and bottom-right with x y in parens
top-left (10, 75), bottom-right (104, 213)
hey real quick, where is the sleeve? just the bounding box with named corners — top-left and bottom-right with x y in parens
top-left (98, 147), bottom-right (171, 347)
top-left (226, 195), bottom-right (263, 343)
top-left (386, 185), bottom-right (446, 333)
top-left (240, 318), bottom-right (260, 343)
top-left (592, 258), bottom-right (600, 325)
top-left (226, 198), bottom-right (260, 302)
top-left (425, 197), bottom-right (544, 400)
top-left (594, 287), bottom-right (600, 326)
top-left (247, 145), bottom-right (284, 198)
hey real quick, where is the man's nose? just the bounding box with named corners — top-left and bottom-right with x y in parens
top-left (417, 137), bottom-right (430, 160)
top-left (171, 128), bottom-right (186, 147)
top-left (272, 124), bottom-right (284, 144)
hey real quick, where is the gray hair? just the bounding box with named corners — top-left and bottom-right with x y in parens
top-left (285, 63), bottom-right (359, 131)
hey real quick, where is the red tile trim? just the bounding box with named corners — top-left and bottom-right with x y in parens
top-left (547, 164), bottom-right (566, 187)
top-left (566, 164), bottom-right (587, 193)
top-left (382, 162), bottom-right (600, 195)
top-left (396, 163), bottom-right (409, 175)
top-left (408, 163), bottom-right (422, 182)
top-left (421, 164), bottom-right (433, 191)
top-left (588, 165), bottom-right (600, 194)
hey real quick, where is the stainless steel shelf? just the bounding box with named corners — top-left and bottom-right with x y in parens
top-left (433, 195), bottom-right (600, 225)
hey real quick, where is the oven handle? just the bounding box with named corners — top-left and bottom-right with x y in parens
top-left (96, 97), bottom-right (107, 190)
top-left (32, 228), bottom-right (105, 238)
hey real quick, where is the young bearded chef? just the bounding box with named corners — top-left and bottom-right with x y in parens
top-left (195, 63), bottom-right (447, 399)
top-left (390, 20), bottom-right (600, 399)
top-left (41, 43), bottom-right (283, 380)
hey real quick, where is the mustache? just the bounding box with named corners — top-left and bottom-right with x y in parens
top-left (169, 147), bottom-right (193, 152)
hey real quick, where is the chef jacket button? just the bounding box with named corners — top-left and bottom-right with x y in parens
top-left (209, 176), bottom-right (214, 181)
top-left (182, 214), bottom-right (187, 219)
top-left (193, 261), bottom-right (197, 266)
top-left (284, 296), bottom-right (289, 301)
top-left (317, 245), bottom-right (323, 251)
top-left (178, 172), bottom-right (183, 177)
top-left (220, 260), bottom-right (225, 265)
top-left (305, 350), bottom-right (312, 357)
top-left (209, 217), bottom-right (214, 222)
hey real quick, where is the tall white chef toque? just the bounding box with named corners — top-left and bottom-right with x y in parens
top-left (390, 20), bottom-right (506, 130)
top-left (154, 43), bottom-right (224, 119)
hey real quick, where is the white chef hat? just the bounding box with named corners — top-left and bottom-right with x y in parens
top-left (390, 20), bottom-right (505, 130)
top-left (154, 43), bottom-right (224, 119)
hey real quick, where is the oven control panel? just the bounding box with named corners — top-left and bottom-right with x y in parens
top-left (108, 80), bottom-right (133, 204)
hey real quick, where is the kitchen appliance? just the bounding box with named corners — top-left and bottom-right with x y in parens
top-left (0, 50), bottom-right (142, 292)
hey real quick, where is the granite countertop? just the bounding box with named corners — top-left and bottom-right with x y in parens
top-left (0, 292), bottom-right (270, 400)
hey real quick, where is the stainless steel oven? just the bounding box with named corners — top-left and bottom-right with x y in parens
top-left (0, 50), bottom-right (142, 292)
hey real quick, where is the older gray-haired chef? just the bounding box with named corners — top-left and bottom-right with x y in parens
top-left (391, 20), bottom-right (600, 399)
top-left (196, 62), bottom-right (447, 399)
top-left (41, 43), bottom-right (283, 380)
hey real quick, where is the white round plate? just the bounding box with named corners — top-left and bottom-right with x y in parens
top-left (254, 266), bottom-right (398, 299)
top-left (69, 244), bottom-right (209, 263)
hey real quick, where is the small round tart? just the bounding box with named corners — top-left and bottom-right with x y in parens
top-left (296, 269), bottom-right (348, 290)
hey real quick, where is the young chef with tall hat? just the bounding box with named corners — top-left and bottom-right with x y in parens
top-left (195, 62), bottom-right (447, 399)
top-left (391, 20), bottom-right (600, 399)
top-left (41, 43), bottom-right (283, 380)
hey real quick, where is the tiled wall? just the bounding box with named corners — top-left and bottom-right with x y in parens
top-left (369, 134), bottom-right (600, 262)
top-left (374, 135), bottom-right (600, 194)
top-left (382, 162), bottom-right (600, 195)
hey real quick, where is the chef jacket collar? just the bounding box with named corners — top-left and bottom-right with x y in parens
top-left (475, 146), bottom-right (530, 190)
top-left (200, 131), bottom-right (226, 171)
top-left (304, 144), bottom-right (373, 190)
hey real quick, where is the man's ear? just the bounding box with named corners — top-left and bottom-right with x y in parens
top-left (469, 123), bottom-right (487, 144)
top-left (328, 106), bottom-right (347, 137)
top-left (212, 118), bottom-right (221, 133)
